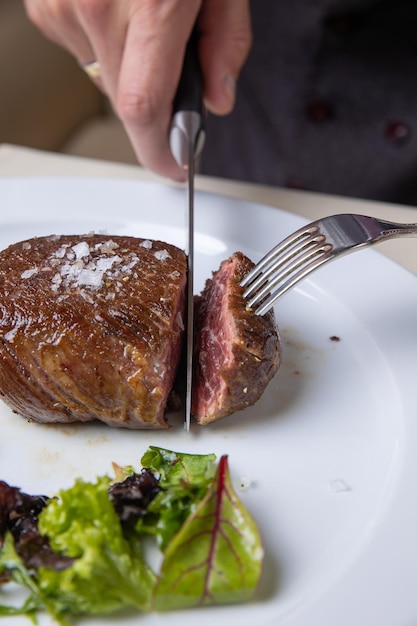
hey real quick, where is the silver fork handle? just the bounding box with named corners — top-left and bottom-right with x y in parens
top-left (302, 215), bottom-right (417, 258)
top-left (367, 218), bottom-right (417, 239)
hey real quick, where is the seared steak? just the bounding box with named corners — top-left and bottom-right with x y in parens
top-left (192, 252), bottom-right (281, 424)
top-left (0, 235), bottom-right (187, 429)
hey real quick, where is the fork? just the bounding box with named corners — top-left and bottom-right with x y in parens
top-left (240, 213), bottom-right (417, 316)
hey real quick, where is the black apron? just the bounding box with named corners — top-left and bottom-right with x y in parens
top-left (201, 0), bottom-right (417, 206)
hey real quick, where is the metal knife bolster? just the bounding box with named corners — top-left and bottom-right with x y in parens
top-left (169, 111), bottom-right (205, 170)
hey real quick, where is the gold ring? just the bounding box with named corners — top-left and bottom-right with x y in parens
top-left (80, 60), bottom-right (101, 80)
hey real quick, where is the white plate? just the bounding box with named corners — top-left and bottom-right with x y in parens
top-left (1, 177), bottom-right (417, 626)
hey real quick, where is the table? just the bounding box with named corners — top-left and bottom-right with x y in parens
top-left (1, 142), bottom-right (417, 274)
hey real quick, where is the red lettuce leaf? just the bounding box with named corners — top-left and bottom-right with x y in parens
top-left (153, 455), bottom-right (264, 610)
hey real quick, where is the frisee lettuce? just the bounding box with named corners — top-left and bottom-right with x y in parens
top-left (0, 446), bottom-right (263, 623)
top-left (136, 446), bottom-right (217, 550)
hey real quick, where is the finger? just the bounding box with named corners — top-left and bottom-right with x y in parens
top-left (115, 1), bottom-right (202, 180)
top-left (73, 0), bottom-right (129, 98)
top-left (198, 0), bottom-right (252, 115)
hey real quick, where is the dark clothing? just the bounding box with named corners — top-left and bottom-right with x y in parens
top-left (201, 0), bottom-right (417, 206)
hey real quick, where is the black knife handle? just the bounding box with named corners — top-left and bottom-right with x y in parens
top-left (173, 27), bottom-right (204, 117)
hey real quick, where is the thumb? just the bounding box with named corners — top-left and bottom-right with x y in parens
top-left (198, 0), bottom-right (252, 115)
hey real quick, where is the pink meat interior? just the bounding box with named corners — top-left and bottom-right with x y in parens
top-left (193, 258), bottom-right (237, 418)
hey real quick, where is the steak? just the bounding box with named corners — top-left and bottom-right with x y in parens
top-left (192, 252), bottom-right (281, 424)
top-left (0, 234), bottom-right (187, 429)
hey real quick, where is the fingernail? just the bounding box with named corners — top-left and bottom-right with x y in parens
top-left (173, 168), bottom-right (187, 184)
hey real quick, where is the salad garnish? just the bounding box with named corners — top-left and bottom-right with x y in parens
top-left (0, 446), bottom-right (263, 624)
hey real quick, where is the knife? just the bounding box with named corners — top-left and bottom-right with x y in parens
top-left (169, 28), bottom-right (205, 432)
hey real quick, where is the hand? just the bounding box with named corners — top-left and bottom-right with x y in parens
top-left (24, 0), bottom-right (252, 181)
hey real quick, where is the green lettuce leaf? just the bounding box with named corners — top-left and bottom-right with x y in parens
top-left (0, 533), bottom-right (62, 624)
top-left (153, 455), bottom-right (264, 610)
top-left (36, 476), bottom-right (155, 617)
top-left (137, 446), bottom-right (217, 550)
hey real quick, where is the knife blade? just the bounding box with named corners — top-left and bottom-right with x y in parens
top-left (169, 28), bottom-right (205, 432)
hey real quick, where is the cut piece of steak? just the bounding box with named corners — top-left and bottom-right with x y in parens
top-left (0, 234), bottom-right (187, 429)
top-left (192, 251), bottom-right (281, 424)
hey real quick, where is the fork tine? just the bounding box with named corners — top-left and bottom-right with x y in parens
top-left (240, 225), bottom-right (320, 288)
top-left (242, 228), bottom-right (324, 299)
top-left (253, 248), bottom-right (333, 316)
top-left (246, 242), bottom-right (332, 310)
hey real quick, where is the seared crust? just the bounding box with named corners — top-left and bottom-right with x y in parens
top-left (192, 252), bottom-right (281, 424)
top-left (0, 234), bottom-right (187, 429)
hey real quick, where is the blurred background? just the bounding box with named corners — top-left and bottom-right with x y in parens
top-left (0, 0), bottom-right (137, 165)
